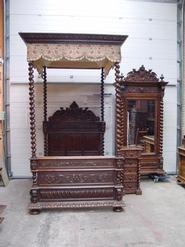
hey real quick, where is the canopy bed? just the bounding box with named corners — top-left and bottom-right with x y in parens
top-left (19, 32), bottom-right (133, 214)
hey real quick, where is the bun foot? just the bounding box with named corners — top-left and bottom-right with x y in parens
top-left (29, 209), bottom-right (41, 215)
top-left (113, 206), bottom-right (123, 212)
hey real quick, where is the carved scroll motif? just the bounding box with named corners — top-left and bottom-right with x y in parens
top-left (124, 65), bottom-right (159, 82)
top-left (49, 101), bottom-right (100, 122)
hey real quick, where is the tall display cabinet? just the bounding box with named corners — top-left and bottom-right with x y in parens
top-left (120, 66), bottom-right (168, 176)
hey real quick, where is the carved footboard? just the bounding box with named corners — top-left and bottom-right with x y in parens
top-left (29, 156), bottom-right (125, 213)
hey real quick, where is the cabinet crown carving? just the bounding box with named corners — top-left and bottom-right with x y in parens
top-left (122, 65), bottom-right (166, 84)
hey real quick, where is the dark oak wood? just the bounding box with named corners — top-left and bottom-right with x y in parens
top-left (100, 68), bottom-right (105, 154)
top-left (19, 32), bottom-right (128, 45)
top-left (43, 102), bottom-right (105, 156)
top-left (43, 66), bottom-right (48, 156)
top-left (29, 156), bottom-right (125, 212)
top-left (177, 137), bottom-right (185, 185)
top-left (115, 62), bottom-right (124, 154)
top-left (120, 65), bottom-right (168, 176)
top-left (22, 32), bottom-right (128, 212)
top-left (28, 62), bottom-right (37, 158)
top-left (118, 145), bottom-right (142, 195)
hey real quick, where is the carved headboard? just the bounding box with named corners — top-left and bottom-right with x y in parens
top-left (43, 102), bottom-right (105, 156)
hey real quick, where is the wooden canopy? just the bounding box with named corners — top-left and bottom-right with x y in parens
top-left (19, 32), bottom-right (127, 75)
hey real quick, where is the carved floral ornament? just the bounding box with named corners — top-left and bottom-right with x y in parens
top-left (122, 65), bottom-right (165, 83)
top-left (27, 43), bottom-right (121, 75)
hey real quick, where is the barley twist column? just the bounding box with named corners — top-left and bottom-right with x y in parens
top-left (100, 68), bottom-right (105, 155)
top-left (43, 66), bottom-right (48, 155)
top-left (114, 62), bottom-right (124, 154)
top-left (159, 97), bottom-right (164, 166)
top-left (28, 62), bottom-right (36, 158)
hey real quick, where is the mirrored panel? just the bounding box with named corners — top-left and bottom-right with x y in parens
top-left (127, 99), bottom-right (155, 153)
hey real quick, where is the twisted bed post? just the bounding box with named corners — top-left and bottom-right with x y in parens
top-left (114, 62), bottom-right (124, 154)
top-left (100, 67), bottom-right (105, 155)
top-left (43, 66), bottom-right (48, 156)
top-left (28, 62), bottom-right (37, 158)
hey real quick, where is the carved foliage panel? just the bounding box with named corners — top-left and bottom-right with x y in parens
top-left (37, 171), bottom-right (114, 185)
top-left (32, 158), bottom-right (117, 169)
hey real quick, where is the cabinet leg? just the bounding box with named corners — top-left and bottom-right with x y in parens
top-left (29, 209), bottom-right (41, 215)
top-left (113, 207), bottom-right (123, 212)
top-left (136, 188), bottom-right (142, 195)
top-left (177, 180), bottom-right (181, 185)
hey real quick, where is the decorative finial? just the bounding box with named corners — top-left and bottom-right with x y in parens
top-left (160, 74), bottom-right (164, 81)
top-left (119, 73), bottom-right (124, 80)
top-left (140, 65), bottom-right (145, 70)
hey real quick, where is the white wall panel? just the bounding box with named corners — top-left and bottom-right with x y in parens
top-left (9, 0), bottom-right (177, 176)
top-left (10, 0), bottom-right (177, 84)
top-left (163, 86), bottom-right (177, 173)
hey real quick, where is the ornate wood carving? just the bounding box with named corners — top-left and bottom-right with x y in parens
top-left (49, 101), bottom-right (99, 122)
top-left (22, 32), bottom-right (128, 213)
top-left (28, 62), bottom-right (36, 158)
top-left (29, 200), bottom-right (125, 212)
top-left (38, 188), bottom-right (114, 200)
top-left (118, 146), bottom-right (142, 195)
top-left (30, 156), bottom-right (125, 212)
top-left (124, 65), bottom-right (159, 82)
top-left (38, 171), bottom-right (114, 185)
top-left (120, 65), bottom-right (168, 176)
top-left (32, 158), bottom-right (115, 168)
top-left (44, 102), bottom-right (105, 156)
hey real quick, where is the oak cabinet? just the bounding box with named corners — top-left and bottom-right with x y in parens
top-left (120, 66), bottom-right (168, 176)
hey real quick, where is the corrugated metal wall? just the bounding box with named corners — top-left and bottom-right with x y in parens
top-left (9, 0), bottom-right (177, 176)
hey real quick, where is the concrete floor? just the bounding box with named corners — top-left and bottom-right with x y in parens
top-left (0, 177), bottom-right (185, 247)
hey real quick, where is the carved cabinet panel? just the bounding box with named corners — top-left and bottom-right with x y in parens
top-left (118, 146), bottom-right (142, 194)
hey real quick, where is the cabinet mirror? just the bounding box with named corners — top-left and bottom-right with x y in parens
top-left (127, 99), bottom-right (155, 153)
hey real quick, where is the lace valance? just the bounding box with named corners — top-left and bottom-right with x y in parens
top-left (27, 43), bottom-right (121, 75)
